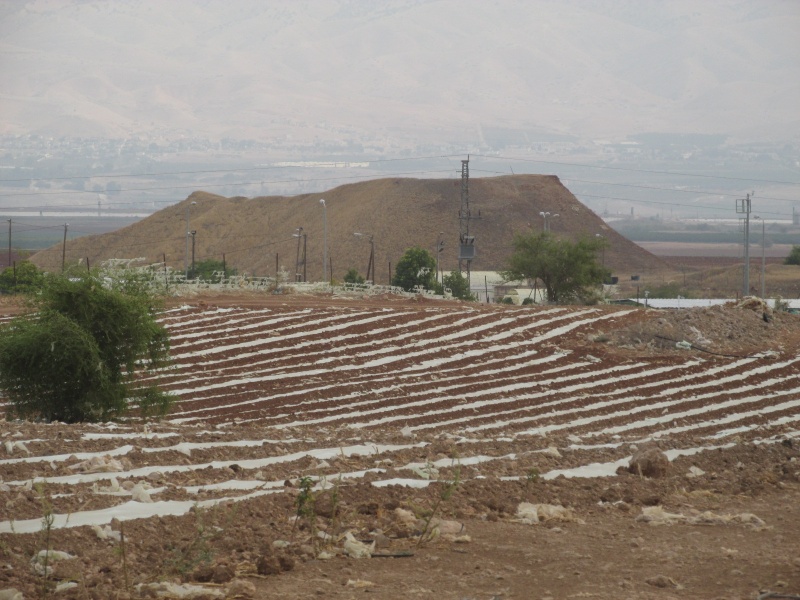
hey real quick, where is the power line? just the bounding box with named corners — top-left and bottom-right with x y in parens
top-left (0, 167), bottom-right (459, 201)
top-left (0, 154), bottom-right (465, 184)
top-left (472, 153), bottom-right (800, 186)
top-left (470, 168), bottom-right (796, 203)
top-left (574, 192), bottom-right (790, 217)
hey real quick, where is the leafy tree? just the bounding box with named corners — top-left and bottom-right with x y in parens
top-left (391, 247), bottom-right (437, 292)
top-left (501, 232), bottom-right (608, 304)
top-left (0, 272), bottom-right (173, 423)
top-left (785, 245), bottom-right (800, 266)
top-left (0, 261), bottom-right (45, 295)
top-left (441, 270), bottom-right (476, 301)
top-left (188, 259), bottom-right (236, 282)
top-left (343, 268), bottom-right (365, 284)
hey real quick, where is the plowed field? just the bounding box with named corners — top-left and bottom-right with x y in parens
top-left (1, 293), bottom-right (799, 600)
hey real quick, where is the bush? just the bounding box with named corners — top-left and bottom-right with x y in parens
top-left (343, 268), bottom-right (365, 284)
top-left (0, 261), bottom-right (45, 295)
top-left (188, 259), bottom-right (236, 282)
top-left (785, 246), bottom-right (800, 266)
top-left (441, 271), bottom-right (476, 301)
top-left (0, 272), bottom-right (173, 422)
top-left (392, 247), bottom-right (437, 292)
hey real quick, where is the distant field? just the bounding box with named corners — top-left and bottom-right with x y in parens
top-left (636, 241), bottom-right (794, 259)
top-left (2, 214), bottom-right (141, 250)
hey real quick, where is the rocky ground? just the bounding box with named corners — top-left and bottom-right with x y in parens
top-left (1, 291), bottom-right (799, 600)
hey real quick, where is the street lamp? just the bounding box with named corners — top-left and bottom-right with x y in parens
top-left (184, 200), bottom-right (197, 278)
top-left (319, 199), bottom-right (328, 283)
top-left (354, 232), bottom-right (375, 282)
top-left (539, 211), bottom-right (559, 232)
top-left (293, 227), bottom-right (304, 282)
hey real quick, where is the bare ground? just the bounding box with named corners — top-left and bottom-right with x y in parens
top-left (1, 291), bottom-right (799, 600)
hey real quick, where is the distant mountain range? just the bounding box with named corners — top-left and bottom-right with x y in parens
top-left (2, 0), bottom-right (798, 146)
top-left (29, 174), bottom-right (669, 280)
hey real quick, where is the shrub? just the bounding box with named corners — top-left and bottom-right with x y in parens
top-left (343, 268), bottom-right (365, 284)
top-left (0, 272), bottom-right (173, 422)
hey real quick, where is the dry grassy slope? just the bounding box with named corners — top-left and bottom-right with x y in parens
top-left (30, 175), bottom-right (669, 282)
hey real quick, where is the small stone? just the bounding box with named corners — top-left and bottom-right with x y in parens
top-left (629, 448), bottom-right (671, 478)
top-left (227, 578), bottom-right (256, 598)
top-left (646, 575), bottom-right (678, 588)
top-left (212, 563), bottom-right (235, 584)
top-left (256, 555), bottom-right (281, 576)
top-left (278, 554), bottom-right (295, 572)
top-left (372, 532), bottom-right (391, 549)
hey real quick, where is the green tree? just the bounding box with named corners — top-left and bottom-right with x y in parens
top-left (0, 261), bottom-right (45, 295)
top-left (501, 232), bottom-right (608, 304)
top-left (785, 245), bottom-right (800, 266)
top-left (391, 247), bottom-right (437, 292)
top-left (188, 259), bottom-right (236, 282)
top-left (343, 268), bottom-right (365, 284)
top-left (0, 272), bottom-right (173, 423)
top-left (441, 270), bottom-right (476, 301)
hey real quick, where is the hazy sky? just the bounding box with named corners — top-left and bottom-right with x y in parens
top-left (1, 0), bottom-right (799, 145)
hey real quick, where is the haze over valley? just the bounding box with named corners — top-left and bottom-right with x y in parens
top-left (1, 0), bottom-right (798, 247)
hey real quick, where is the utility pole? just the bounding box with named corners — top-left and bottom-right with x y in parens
top-left (6, 219), bottom-right (10, 268)
top-left (320, 199), bottom-right (328, 283)
top-left (436, 232), bottom-right (444, 284)
top-left (354, 232), bottom-right (374, 282)
top-left (736, 193), bottom-right (752, 297)
top-left (185, 200), bottom-right (196, 279)
top-left (458, 157), bottom-right (477, 283)
top-left (756, 216), bottom-right (766, 298)
top-left (61, 223), bottom-right (68, 272)
top-left (190, 230), bottom-right (197, 278)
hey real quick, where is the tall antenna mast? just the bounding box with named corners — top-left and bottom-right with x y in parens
top-left (458, 156), bottom-right (476, 280)
top-left (736, 192), bottom-right (753, 297)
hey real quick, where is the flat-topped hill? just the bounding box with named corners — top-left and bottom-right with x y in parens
top-left (30, 175), bottom-right (668, 282)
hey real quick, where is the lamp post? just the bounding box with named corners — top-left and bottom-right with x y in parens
top-left (354, 232), bottom-right (375, 282)
top-left (319, 199), bottom-right (328, 283)
top-left (539, 211), bottom-right (559, 232)
top-left (184, 200), bottom-right (197, 278)
top-left (293, 227), bottom-right (304, 282)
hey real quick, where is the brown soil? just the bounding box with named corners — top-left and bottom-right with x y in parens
top-left (28, 175), bottom-right (671, 282)
top-left (1, 292), bottom-right (799, 600)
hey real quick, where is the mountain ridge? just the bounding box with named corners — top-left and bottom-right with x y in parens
top-left (2, 1), bottom-right (798, 145)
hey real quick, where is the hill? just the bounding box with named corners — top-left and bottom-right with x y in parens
top-left (29, 174), bottom-right (669, 282)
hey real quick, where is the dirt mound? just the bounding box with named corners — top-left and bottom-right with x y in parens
top-left (28, 175), bottom-right (669, 281)
top-left (604, 300), bottom-right (800, 356)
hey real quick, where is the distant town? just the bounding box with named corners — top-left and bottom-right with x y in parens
top-left (1, 132), bottom-right (797, 252)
